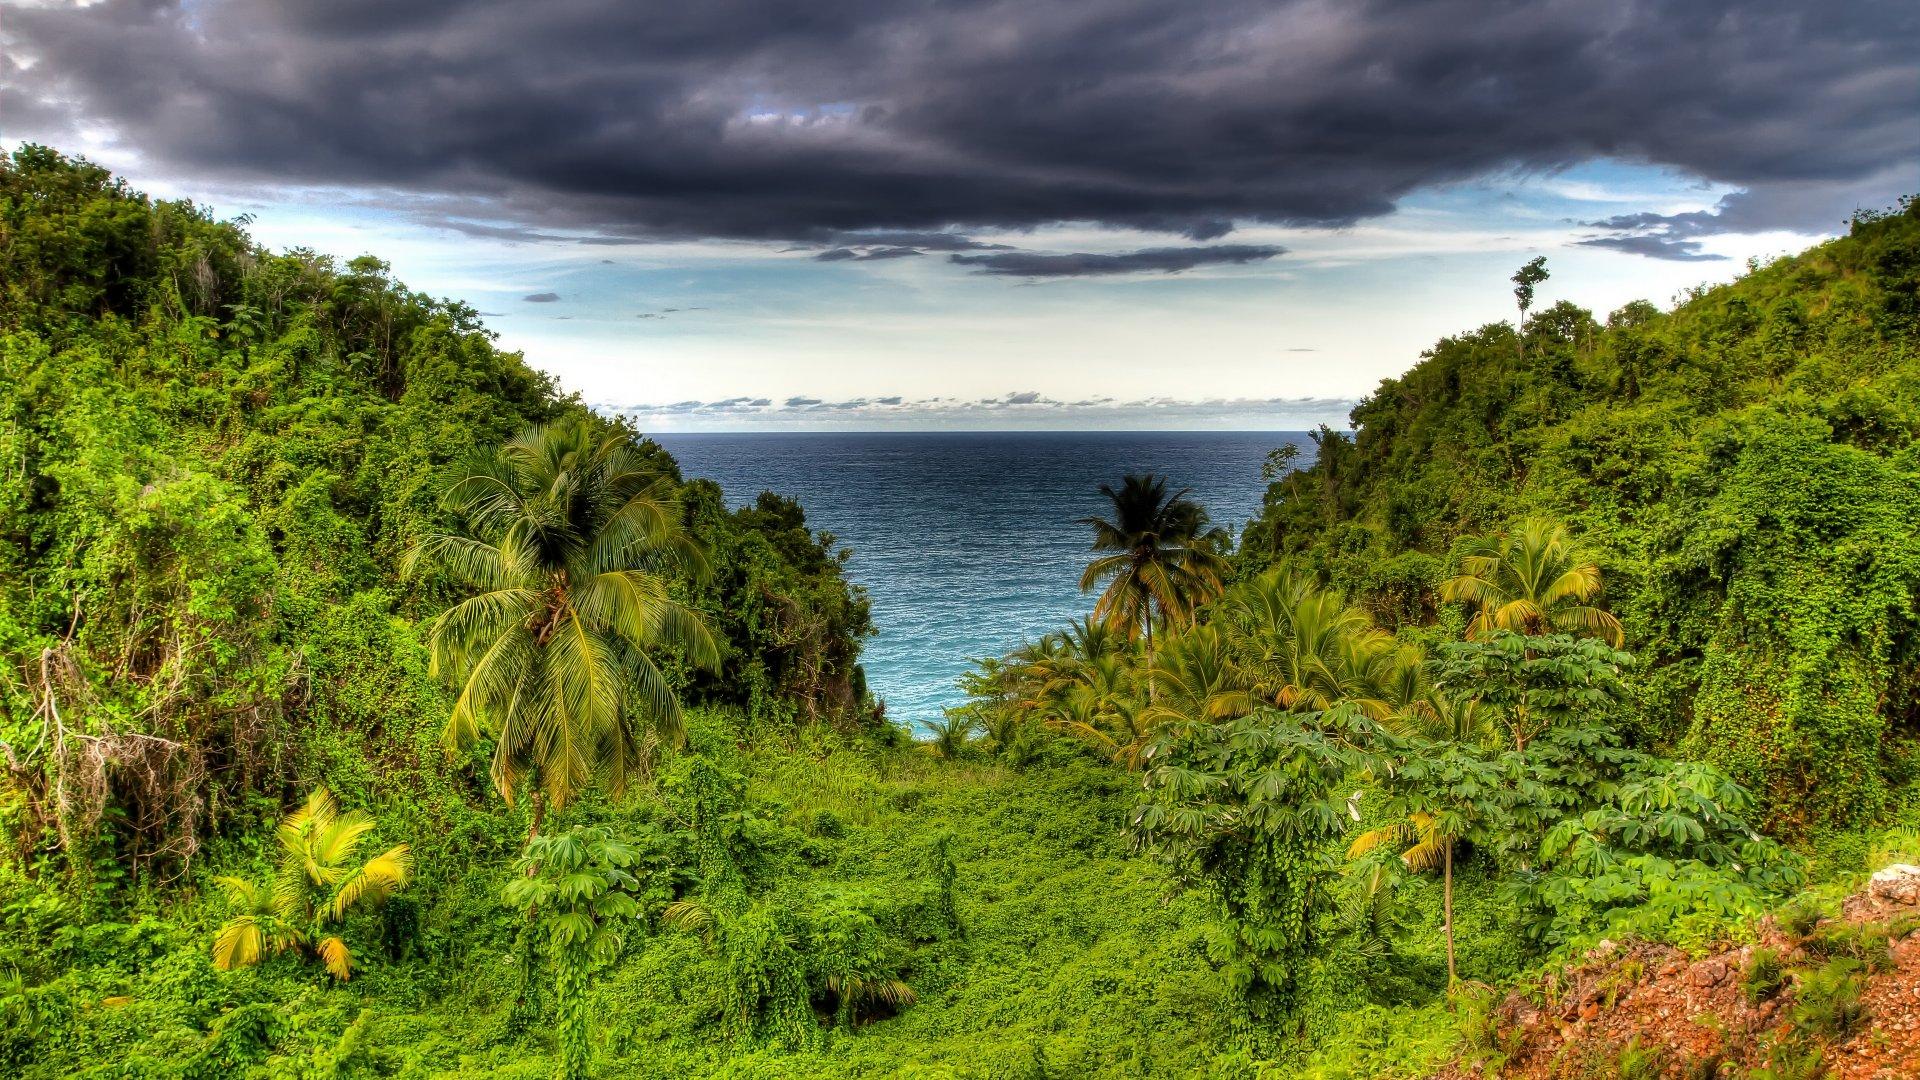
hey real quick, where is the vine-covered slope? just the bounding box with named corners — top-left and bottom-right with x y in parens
top-left (1243, 199), bottom-right (1920, 828)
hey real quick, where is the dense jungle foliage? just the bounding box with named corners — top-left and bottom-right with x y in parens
top-left (1, 146), bottom-right (1916, 1079)
top-left (1238, 200), bottom-right (1920, 829)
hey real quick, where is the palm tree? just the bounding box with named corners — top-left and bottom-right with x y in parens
top-left (1347, 812), bottom-right (1460, 984)
top-left (406, 420), bottom-right (722, 828)
top-left (1058, 615), bottom-right (1127, 663)
top-left (1219, 568), bottom-right (1398, 717)
top-left (1440, 517), bottom-right (1623, 646)
top-left (1042, 683), bottom-right (1145, 768)
top-left (213, 788), bottom-right (412, 980)
top-left (1078, 474), bottom-right (1230, 666)
top-left (1142, 624), bottom-right (1256, 729)
top-left (925, 711), bottom-right (979, 759)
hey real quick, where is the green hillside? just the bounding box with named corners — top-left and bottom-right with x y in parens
top-left (1242, 201), bottom-right (1920, 828)
top-left (2, 146), bottom-right (1917, 1079)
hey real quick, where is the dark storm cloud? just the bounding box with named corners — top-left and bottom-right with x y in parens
top-left (5, 0), bottom-right (1916, 253)
top-left (522, 292), bottom-right (561, 303)
top-left (951, 245), bottom-right (1284, 277)
top-left (1575, 173), bottom-right (1916, 256)
top-left (1574, 235), bottom-right (1726, 262)
top-left (811, 232), bottom-right (1011, 253)
top-left (813, 245), bottom-right (924, 262)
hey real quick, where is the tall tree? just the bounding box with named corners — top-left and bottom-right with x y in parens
top-left (407, 420), bottom-right (721, 830)
top-left (505, 826), bottom-right (644, 1080)
top-left (1132, 704), bottom-right (1374, 1019)
top-left (1349, 739), bottom-right (1508, 986)
top-left (1512, 255), bottom-right (1549, 359)
top-left (1078, 474), bottom-right (1230, 666)
top-left (1440, 517), bottom-right (1624, 647)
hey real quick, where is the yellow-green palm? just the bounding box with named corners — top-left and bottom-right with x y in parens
top-left (1440, 517), bottom-right (1623, 646)
top-left (1219, 567), bottom-right (1401, 718)
top-left (406, 420), bottom-right (721, 815)
top-left (213, 788), bottom-right (411, 980)
top-left (1348, 812), bottom-right (1448, 873)
top-left (1042, 682), bottom-right (1155, 770)
top-left (1143, 625), bottom-right (1256, 728)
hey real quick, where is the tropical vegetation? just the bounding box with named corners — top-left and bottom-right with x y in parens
top-left (0, 144), bottom-right (1917, 1078)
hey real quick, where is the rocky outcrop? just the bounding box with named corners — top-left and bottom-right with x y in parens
top-left (1868, 864), bottom-right (1920, 907)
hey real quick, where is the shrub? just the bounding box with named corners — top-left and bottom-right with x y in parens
top-left (1741, 947), bottom-right (1787, 1003)
top-left (1613, 1036), bottom-right (1670, 1080)
top-left (1773, 896), bottom-right (1826, 939)
top-left (1789, 958), bottom-right (1868, 1039)
top-left (1805, 921), bottom-right (1895, 974)
top-left (1747, 1040), bottom-right (1825, 1080)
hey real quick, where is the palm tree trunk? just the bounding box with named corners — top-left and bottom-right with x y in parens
top-left (1143, 601), bottom-right (1157, 704)
top-left (1443, 839), bottom-right (1457, 987)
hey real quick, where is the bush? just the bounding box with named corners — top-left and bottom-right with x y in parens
top-left (1788, 958), bottom-right (1869, 1039)
top-left (1804, 921), bottom-right (1895, 974)
top-left (1773, 896), bottom-right (1827, 939)
top-left (1741, 947), bottom-right (1787, 1004)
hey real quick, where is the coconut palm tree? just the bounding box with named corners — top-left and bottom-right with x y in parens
top-left (1078, 474), bottom-right (1230, 663)
top-left (1219, 568), bottom-right (1398, 717)
top-left (1142, 624), bottom-right (1256, 728)
top-left (212, 788), bottom-right (412, 980)
top-left (406, 420), bottom-right (722, 828)
top-left (1440, 517), bottom-right (1623, 646)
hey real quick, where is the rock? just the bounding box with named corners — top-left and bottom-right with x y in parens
top-left (1870, 863), bottom-right (1920, 906)
top-left (1690, 959), bottom-right (1730, 988)
top-left (1589, 938), bottom-right (1619, 960)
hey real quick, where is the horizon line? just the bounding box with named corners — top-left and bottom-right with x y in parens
top-left (642, 427), bottom-right (1322, 436)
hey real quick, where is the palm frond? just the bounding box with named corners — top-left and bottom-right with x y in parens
top-left (317, 936), bottom-right (354, 980)
top-left (212, 918), bottom-right (265, 971)
top-left (327, 844), bottom-right (413, 920)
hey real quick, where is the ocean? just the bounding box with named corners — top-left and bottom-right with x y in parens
top-left (653, 431), bottom-right (1304, 728)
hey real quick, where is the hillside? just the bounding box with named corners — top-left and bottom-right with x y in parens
top-left (3, 145), bottom-right (1920, 1080)
top-left (1241, 199), bottom-right (1920, 830)
top-left (1434, 869), bottom-right (1920, 1079)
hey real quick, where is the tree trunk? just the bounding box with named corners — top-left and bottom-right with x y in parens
top-left (1143, 600), bottom-right (1157, 704)
top-left (1443, 839), bottom-right (1457, 987)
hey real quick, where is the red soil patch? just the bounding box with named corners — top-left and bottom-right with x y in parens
top-left (1432, 888), bottom-right (1920, 1079)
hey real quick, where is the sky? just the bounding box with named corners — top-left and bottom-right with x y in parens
top-left (3, 0), bottom-right (1916, 431)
